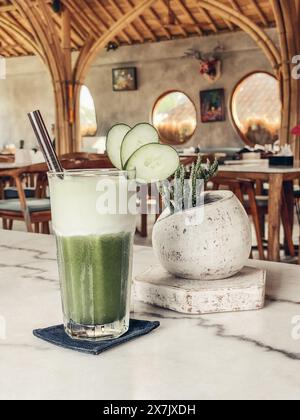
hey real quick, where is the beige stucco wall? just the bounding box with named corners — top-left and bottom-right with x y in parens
top-left (0, 29), bottom-right (278, 151)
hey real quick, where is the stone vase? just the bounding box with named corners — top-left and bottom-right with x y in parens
top-left (152, 191), bottom-right (252, 281)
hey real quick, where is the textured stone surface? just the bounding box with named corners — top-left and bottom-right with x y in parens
top-left (134, 265), bottom-right (266, 315)
top-left (1, 230), bottom-right (300, 400)
top-left (152, 191), bottom-right (252, 280)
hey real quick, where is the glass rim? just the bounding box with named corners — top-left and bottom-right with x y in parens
top-left (47, 168), bottom-right (136, 178)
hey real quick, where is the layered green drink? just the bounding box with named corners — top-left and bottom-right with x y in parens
top-left (48, 170), bottom-right (136, 341)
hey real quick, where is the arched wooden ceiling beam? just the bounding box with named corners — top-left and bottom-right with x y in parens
top-left (4, 1), bottom-right (282, 84)
top-left (73, 0), bottom-right (159, 85)
top-left (0, 24), bottom-right (27, 55)
top-left (13, 0), bottom-right (72, 153)
top-left (13, 0), bottom-right (63, 83)
top-left (270, 0), bottom-right (291, 143)
top-left (11, 0), bottom-right (160, 153)
top-left (107, 0), bottom-right (146, 43)
top-left (0, 16), bottom-right (42, 58)
top-left (72, 0), bottom-right (159, 151)
top-left (197, 0), bottom-right (281, 73)
top-left (12, 1), bottom-right (63, 95)
top-left (92, 0), bottom-right (132, 45)
top-left (271, 0), bottom-right (300, 149)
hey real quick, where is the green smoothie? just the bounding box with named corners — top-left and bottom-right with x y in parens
top-left (56, 232), bottom-right (133, 326)
top-left (48, 170), bottom-right (137, 340)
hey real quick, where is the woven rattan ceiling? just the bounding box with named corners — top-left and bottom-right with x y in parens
top-left (0, 0), bottom-right (276, 57)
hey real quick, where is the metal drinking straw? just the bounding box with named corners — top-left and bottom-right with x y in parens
top-left (28, 110), bottom-right (64, 175)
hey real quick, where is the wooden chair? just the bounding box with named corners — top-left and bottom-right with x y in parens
top-left (180, 156), bottom-right (197, 167)
top-left (61, 152), bottom-right (110, 162)
top-left (295, 189), bottom-right (300, 224)
top-left (61, 157), bottom-right (114, 171)
top-left (137, 183), bottom-right (162, 238)
top-left (212, 177), bottom-right (295, 261)
top-left (61, 152), bottom-right (92, 161)
top-left (0, 163), bottom-right (51, 234)
top-left (62, 153), bottom-right (114, 169)
top-left (0, 177), bottom-right (8, 199)
top-left (0, 158), bottom-right (116, 233)
top-left (212, 177), bottom-right (266, 260)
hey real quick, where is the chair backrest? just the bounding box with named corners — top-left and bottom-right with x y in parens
top-left (61, 152), bottom-right (107, 162)
top-left (0, 163), bottom-right (48, 187)
top-left (180, 156), bottom-right (196, 167)
top-left (15, 163), bottom-right (49, 200)
top-left (61, 158), bottom-right (114, 170)
top-left (0, 158), bottom-right (115, 208)
top-left (16, 162), bottom-right (48, 175)
top-left (212, 176), bottom-right (257, 204)
top-left (0, 164), bottom-right (49, 221)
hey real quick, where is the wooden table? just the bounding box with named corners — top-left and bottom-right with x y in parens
top-left (218, 161), bottom-right (300, 262)
top-left (0, 163), bottom-right (32, 199)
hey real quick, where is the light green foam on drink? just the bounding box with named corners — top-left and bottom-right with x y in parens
top-left (56, 232), bottom-right (133, 326)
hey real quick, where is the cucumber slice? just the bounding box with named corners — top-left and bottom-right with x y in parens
top-left (125, 143), bottom-right (179, 183)
top-left (121, 123), bottom-right (159, 168)
top-left (106, 123), bottom-right (131, 169)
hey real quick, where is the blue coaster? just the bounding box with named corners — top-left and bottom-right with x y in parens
top-left (33, 319), bottom-right (160, 356)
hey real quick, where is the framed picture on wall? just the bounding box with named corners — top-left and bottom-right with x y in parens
top-left (200, 89), bottom-right (225, 123)
top-left (112, 67), bottom-right (137, 92)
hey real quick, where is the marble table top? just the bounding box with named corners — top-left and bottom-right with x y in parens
top-left (0, 230), bottom-right (300, 400)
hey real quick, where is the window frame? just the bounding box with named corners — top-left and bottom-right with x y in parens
top-left (230, 71), bottom-right (282, 147)
top-left (80, 85), bottom-right (98, 138)
top-left (152, 90), bottom-right (198, 145)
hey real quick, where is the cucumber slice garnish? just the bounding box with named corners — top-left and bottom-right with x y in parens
top-left (125, 143), bottom-right (179, 183)
top-left (106, 123), bottom-right (131, 169)
top-left (121, 123), bottom-right (159, 168)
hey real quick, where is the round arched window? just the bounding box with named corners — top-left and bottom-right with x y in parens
top-left (152, 91), bottom-right (197, 145)
top-left (80, 85), bottom-right (98, 137)
top-left (231, 72), bottom-right (282, 146)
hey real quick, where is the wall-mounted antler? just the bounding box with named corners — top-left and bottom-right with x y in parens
top-left (184, 44), bottom-right (226, 61)
top-left (184, 48), bottom-right (203, 60)
top-left (184, 47), bottom-right (224, 84)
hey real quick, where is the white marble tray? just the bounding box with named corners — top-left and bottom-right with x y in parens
top-left (134, 266), bottom-right (266, 315)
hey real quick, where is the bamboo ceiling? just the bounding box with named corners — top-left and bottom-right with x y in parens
top-left (0, 0), bottom-right (277, 58)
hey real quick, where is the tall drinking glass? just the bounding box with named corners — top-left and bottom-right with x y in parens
top-left (48, 170), bottom-right (136, 341)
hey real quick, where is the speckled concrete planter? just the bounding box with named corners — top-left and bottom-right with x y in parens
top-left (152, 191), bottom-right (252, 281)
